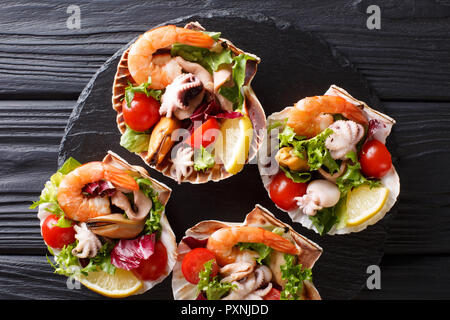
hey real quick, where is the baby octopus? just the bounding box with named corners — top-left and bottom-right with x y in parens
top-left (325, 120), bottom-right (365, 160)
top-left (159, 73), bottom-right (204, 120)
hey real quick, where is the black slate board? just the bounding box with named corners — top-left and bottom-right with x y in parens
top-left (59, 13), bottom-right (392, 300)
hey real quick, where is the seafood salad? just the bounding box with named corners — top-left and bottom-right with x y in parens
top-left (258, 85), bottom-right (400, 235)
top-left (30, 151), bottom-right (177, 297)
top-left (113, 21), bottom-right (266, 184)
top-left (172, 205), bottom-right (322, 300)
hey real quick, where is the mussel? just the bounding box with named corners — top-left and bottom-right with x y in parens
top-left (86, 213), bottom-right (145, 239)
top-left (146, 117), bottom-right (181, 165)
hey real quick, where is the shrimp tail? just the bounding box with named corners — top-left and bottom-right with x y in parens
top-left (176, 28), bottom-right (216, 48)
top-left (103, 164), bottom-right (139, 191)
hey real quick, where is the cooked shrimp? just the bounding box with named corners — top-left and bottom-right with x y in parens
top-left (287, 95), bottom-right (368, 138)
top-left (128, 25), bottom-right (216, 88)
top-left (206, 226), bottom-right (299, 266)
top-left (57, 162), bottom-right (139, 222)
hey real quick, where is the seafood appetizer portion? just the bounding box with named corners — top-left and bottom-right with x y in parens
top-left (30, 151), bottom-right (177, 298)
top-left (258, 85), bottom-right (400, 235)
top-left (172, 205), bottom-right (322, 300)
top-left (113, 22), bottom-right (266, 184)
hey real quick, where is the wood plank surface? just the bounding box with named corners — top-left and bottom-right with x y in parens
top-left (0, 0), bottom-right (449, 300)
top-left (0, 0), bottom-right (449, 100)
top-left (1, 100), bottom-right (449, 256)
top-left (1, 253), bottom-right (447, 299)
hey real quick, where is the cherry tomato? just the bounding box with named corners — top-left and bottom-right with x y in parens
top-left (41, 215), bottom-right (76, 249)
top-left (263, 287), bottom-right (281, 300)
top-left (359, 139), bottom-right (392, 178)
top-left (181, 248), bottom-right (219, 284)
top-left (187, 118), bottom-right (220, 149)
top-left (269, 171), bottom-right (308, 211)
top-left (132, 241), bottom-right (168, 281)
top-left (122, 92), bottom-right (160, 132)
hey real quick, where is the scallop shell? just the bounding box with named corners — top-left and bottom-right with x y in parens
top-left (44, 151), bottom-right (178, 297)
top-left (257, 85), bottom-right (400, 235)
top-left (102, 151), bottom-right (178, 295)
top-left (112, 23), bottom-right (266, 184)
top-left (171, 205), bottom-right (322, 300)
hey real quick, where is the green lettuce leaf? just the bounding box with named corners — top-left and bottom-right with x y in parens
top-left (30, 157), bottom-right (81, 227)
top-left (120, 125), bottom-right (150, 153)
top-left (57, 157), bottom-right (82, 175)
top-left (48, 241), bottom-right (116, 277)
top-left (218, 53), bottom-right (257, 110)
top-left (171, 44), bottom-right (233, 73)
top-left (135, 177), bottom-right (164, 236)
top-left (309, 201), bottom-right (340, 236)
top-left (124, 80), bottom-right (163, 109)
top-left (81, 242), bottom-right (116, 275)
top-left (193, 146), bottom-right (215, 172)
top-left (197, 260), bottom-right (236, 300)
top-left (279, 127), bottom-right (339, 174)
top-left (279, 166), bottom-right (311, 183)
top-left (336, 151), bottom-right (381, 196)
top-left (202, 31), bottom-right (221, 41)
top-left (280, 254), bottom-right (312, 300)
top-left (236, 242), bottom-right (272, 265)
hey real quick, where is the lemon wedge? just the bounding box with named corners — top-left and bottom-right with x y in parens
top-left (215, 115), bottom-right (253, 175)
top-left (78, 268), bottom-right (143, 298)
top-left (346, 184), bottom-right (389, 227)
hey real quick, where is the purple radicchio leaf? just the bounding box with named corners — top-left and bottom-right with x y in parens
top-left (110, 233), bottom-right (156, 270)
top-left (367, 119), bottom-right (388, 141)
top-left (82, 180), bottom-right (116, 197)
top-left (182, 236), bottom-right (208, 249)
top-left (190, 100), bottom-right (242, 123)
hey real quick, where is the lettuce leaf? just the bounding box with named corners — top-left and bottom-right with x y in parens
top-left (279, 166), bottom-right (311, 183)
top-left (48, 241), bottom-right (116, 277)
top-left (30, 157), bottom-right (81, 227)
top-left (336, 151), bottom-right (381, 196)
top-left (171, 44), bottom-right (233, 73)
top-left (236, 242), bottom-right (272, 265)
top-left (81, 242), bottom-right (116, 275)
top-left (279, 127), bottom-right (339, 174)
top-left (218, 53), bottom-right (257, 110)
top-left (202, 31), bottom-right (221, 41)
top-left (124, 80), bottom-right (163, 109)
top-left (197, 260), bottom-right (236, 300)
top-left (309, 201), bottom-right (340, 236)
top-left (58, 157), bottom-right (82, 175)
top-left (193, 146), bottom-right (215, 172)
top-left (120, 125), bottom-right (150, 153)
top-left (135, 177), bottom-right (164, 237)
top-left (280, 254), bottom-right (312, 300)
top-left (171, 43), bottom-right (256, 111)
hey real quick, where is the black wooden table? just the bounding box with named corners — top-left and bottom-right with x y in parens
top-left (1, 0), bottom-right (449, 300)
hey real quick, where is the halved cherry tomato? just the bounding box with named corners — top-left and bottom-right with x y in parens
top-left (359, 139), bottom-right (392, 178)
top-left (181, 248), bottom-right (219, 284)
top-left (187, 118), bottom-right (220, 148)
top-left (269, 171), bottom-right (308, 211)
top-left (263, 287), bottom-right (281, 300)
top-left (132, 241), bottom-right (168, 281)
top-left (122, 92), bottom-right (160, 132)
top-left (41, 215), bottom-right (76, 249)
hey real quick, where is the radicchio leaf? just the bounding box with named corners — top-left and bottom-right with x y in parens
top-left (367, 119), bottom-right (387, 141)
top-left (110, 234), bottom-right (156, 270)
top-left (190, 100), bottom-right (242, 123)
top-left (182, 236), bottom-right (208, 249)
top-left (82, 180), bottom-right (116, 197)
top-left (196, 292), bottom-right (207, 300)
